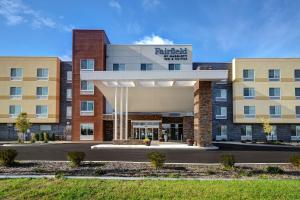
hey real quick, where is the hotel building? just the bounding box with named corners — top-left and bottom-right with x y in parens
top-left (0, 29), bottom-right (299, 146)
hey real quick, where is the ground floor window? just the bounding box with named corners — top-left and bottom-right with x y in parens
top-left (162, 123), bottom-right (183, 141)
top-left (267, 125), bottom-right (277, 141)
top-left (241, 125), bottom-right (252, 140)
top-left (80, 123), bottom-right (94, 140)
top-left (40, 125), bottom-right (51, 131)
top-left (216, 125), bottom-right (227, 141)
top-left (291, 125), bottom-right (300, 141)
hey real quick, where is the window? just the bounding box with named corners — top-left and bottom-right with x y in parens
top-left (37, 68), bottom-right (48, 80)
top-left (267, 125), bottom-right (277, 141)
top-left (268, 69), bottom-right (280, 81)
top-left (244, 106), bottom-right (255, 118)
top-left (295, 88), bottom-right (300, 99)
top-left (215, 89), bottom-right (227, 101)
top-left (216, 107), bottom-right (227, 119)
top-left (80, 101), bottom-right (94, 116)
top-left (9, 105), bottom-right (21, 118)
top-left (80, 59), bottom-right (94, 71)
top-left (10, 68), bottom-right (23, 80)
top-left (80, 123), bottom-right (94, 140)
top-left (241, 125), bottom-right (252, 140)
top-left (269, 88), bottom-right (280, 99)
top-left (66, 89), bottom-right (72, 101)
top-left (270, 105), bottom-right (281, 118)
top-left (36, 105), bottom-right (48, 118)
top-left (168, 64), bottom-right (180, 70)
top-left (141, 63), bottom-right (153, 71)
top-left (243, 88), bottom-right (255, 99)
top-left (296, 106), bottom-right (300, 118)
top-left (66, 106), bottom-right (72, 119)
top-left (67, 71), bottom-right (72, 83)
top-left (113, 63), bottom-right (125, 71)
top-left (10, 87), bottom-right (22, 99)
top-left (80, 80), bottom-right (94, 95)
top-left (295, 70), bottom-right (300, 81)
top-left (40, 125), bottom-right (51, 131)
top-left (243, 69), bottom-right (254, 81)
top-left (216, 125), bottom-right (227, 140)
top-left (291, 125), bottom-right (300, 140)
top-left (36, 87), bottom-right (48, 99)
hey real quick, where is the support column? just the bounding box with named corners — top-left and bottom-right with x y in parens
top-left (120, 87), bottom-right (123, 140)
top-left (194, 81), bottom-right (212, 147)
top-left (125, 87), bottom-right (128, 140)
top-left (114, 87), bottom-right (118, 140)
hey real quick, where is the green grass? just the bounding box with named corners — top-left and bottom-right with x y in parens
top-left (0, 179), bottom-right (300, 200)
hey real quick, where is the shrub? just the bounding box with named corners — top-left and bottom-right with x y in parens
top-left (43, 132), bottom-right (49, 143)
top-left (67, 152), bottom-right (85, 167)
top-left (220, 154), bottom-right (236, 168)
top-left (147, 152), bottom-right (166, 169)
top-left (51, 133), bottom-right (55, 141)
top-left (39, 132), bottom-right (44, 141)
top-left (290, 154), bottom-right (300, 168)
top-left (143, 138), bottom-right (151, 146)
top-left (34, 133), bottom-right (39, 141)
top-left (55, 171), bottom-right (65, 179)
top-left (0, 149), bottom-right (18, 166)
top-left (186, 139), bottom-right (194, 146)
top-left (266, 166), bottom-right (284, 174)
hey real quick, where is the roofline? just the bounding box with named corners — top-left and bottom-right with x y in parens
top-left (108, 44), bottom-right (192, 46)
top-left (0, 56), bottom-right (59, 58)
top-left (233, 57), bottom-right (300, 60)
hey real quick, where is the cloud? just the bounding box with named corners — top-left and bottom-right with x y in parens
top-left (109, 0), bottom-right (122, 11)
top-left (0, 0), bottom-right (73, 31)
top-left (127, 22), bottom-right (142, 35)
top-left (59, 54), bottom-right (72, 61)
top-left (134, 34), bottom-right (173, 44)
top-left (143, 0), bottom-right (160, 9)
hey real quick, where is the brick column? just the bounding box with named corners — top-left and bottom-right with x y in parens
top-left (183, 116), bottom-right (194, 141)
top-left (194, 81), bottom-right (212, 147)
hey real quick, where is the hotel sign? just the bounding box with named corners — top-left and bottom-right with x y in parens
top-left (155, 48), bottom-right (188, 61)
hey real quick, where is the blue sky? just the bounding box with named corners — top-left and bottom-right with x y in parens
top-left (0, 0), bottom-right (299, 62)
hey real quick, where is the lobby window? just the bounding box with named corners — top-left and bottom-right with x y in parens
top-left (243, 88), bottom-right (255, 99)
top-left (267, 125), bottom-right (277, 141)
top-left (215, 89), bottom-right (227, 101)
top-left (9, 105), bottom-right (21, 118)
top-left (80, 101), bottom-right (94, 116)
top-left (295, 88), bottom-right (300, 99)
top-left (244, 106), bottom-right (255, 118)
top-left (141, 63), bottom-right (153, 71)
top-left (216, 125), bottom-right (227, 141)
top-left (241, 125), bottom-right (252, 140)
top-left (216, 107), bottom-right (227, 119)
top-left (66, 106), bottom-right (72, 119)
top-left (40, 125), bottom-right (51, 131)
top-left (291, 125), bottom-right (300, 140)
top-left (10, 87), bottom-right (22, 99)
top-left (36, 105), bottom-right (48, 118)
top-left (113, 63), bottom-right (125, 71)
top-left (80, 80), bottom-right (94, 95)
top-left (66, 89), bottom-right (72, 101)
top-left (80, 59), bottom-right (94, 71)
top-left (296, 106), bottom-right (300, 118)
top-left (269, 88), bottom-right (280, 99)
top-left (37, 68), bottom-right (48, 80)
top-left (36, 87), bottom-right (48, 99)
top-left (168, 64), bottom-right (180, 70)
top-left (295, 70), bottom-right (300, 81)
top-left (10, 68), bottom-right (23, 80)
top-left (243, 69), bottom-right (254, 81)
top-left (67, 71), bottom-right (72, 83)
top-left (80, 123), bottom-right (94, 140)
top-left (270, 105), bottom-right (281, 118)
top-left (268, 69), bottom-right (280, 81)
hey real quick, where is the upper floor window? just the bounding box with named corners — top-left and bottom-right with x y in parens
top-left (36, 105), bottom-right (48, 118)
top-left (270, 105), bottom-right (281, 118)
top-left (80, 59), bottom-right (94, 71)
top-left (80, 101), bottom-right (94, 116)
top-left (269, 88), bottom-right (280, 99)
top-left (295, 88), bottom-right (300, 99)
top-left (141, 63), bottom-right (153, 71)
top-left (268, 69), bottom-right (280, 81)
top-left (66, 89), bottom-right (72, 101)
top-left (80, 80), bottom-right (94, 95)
top-left (243, 88), bottom-right (255, 99)
top-left (244, 106), bottom-right (255, 118)
top-left (216, 107), bottom-right (227, 119)
top-left (215, 89), bottom-right (227, 101)
top-left (37, 68), bottom-right (48, 80)
top-left (295, 70), bottom-right (300, 81)
top-left (66, 106), bottom-right (72, 119)
top-left (9, 105), bottom-right (21, 118)
top-left (113, 63), bottom-right (125, 71)
top-left (67, 71), bottom-right (72, 83)
top-left (10, 87), bottom-right (22, 99)
top-left (36, 87), bottom-right (48, 99)
top-left (296, 106), bottom-right (300, 118)
top-left (10, 68), bottom-right (23, 80)
top-left (243, 69), bottom-right (254, 81)
top-left (168, 64), bottom-right (180, 70)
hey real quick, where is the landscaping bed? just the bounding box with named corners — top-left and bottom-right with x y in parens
top-left (0, 161), bottom-right (300, 179)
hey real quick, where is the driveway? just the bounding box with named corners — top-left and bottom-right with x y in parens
top-left (1, 142), bottom-right (300, 163)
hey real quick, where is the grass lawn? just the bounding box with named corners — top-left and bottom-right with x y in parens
top-left (0, 179), bottom-right (300, 200)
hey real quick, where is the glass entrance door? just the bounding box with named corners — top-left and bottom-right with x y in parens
top-left (131, 121), bottom-right (160, 140)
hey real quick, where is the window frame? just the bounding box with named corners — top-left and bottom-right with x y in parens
top-left (36, 87), bottom-right (49, 100)
top-left (295, 88), bottom-right (300, 99)
top-left (296, 106), bottom-right (300, 118)
top-left (269, 87), bottom-right (281, 99)
top-left (9, 105), bottom-right (21, 118)
top-left (243, 69), bottom-right (254, 81)
top-left (215, 89), bottom-right (227, 102)
top-left (36, 105), bottom-right (48, 118)
top-left (37, 68), bottom-right (49, 81)
top-left (80, 101), bottom-right (94, 116)
top-left (294, 69), bottom-right (300, 81)
top-left (66, 89), bottom-right (72, 101)
top-left (10, 87), bottom-right (22, 99)
top-left (66, 106), bottom-right (72, 119)
top-left (268, 69), bottom-right (280, 81)
top-left (113, 63), bottom-right (125, 71)
top-left (244, 106), bottom-right (256, 118)
top-left (80, 80), bottom-right (94, 95)
top-left (168, 63), bottom-right (181, 71)
top-left (67, 71), bottom-right (72, 83)
top-left (80, 59), bottom-right (95, 71)
top-left (269, 105), bottom-right (281, 118)
top-left (216, 107), bottom-right (227, 119)
top-left (141, 63), bottom-right (153, 71)
top-left (10, 68), bottom-right (23, 81)
top-left (243, 88), bottom-right (255, 99)
top-left (80, 123), bottom-right (94, 140)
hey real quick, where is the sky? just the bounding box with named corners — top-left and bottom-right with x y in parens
top-left (0, 0), bottom-right (299, 62)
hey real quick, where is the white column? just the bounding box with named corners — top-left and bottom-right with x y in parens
top-left (125, 87), bottom-right (128, 140)
top-left (120, 87), bottom-right (123, 140)
top-left (114, 87), bottom-right (118, 140)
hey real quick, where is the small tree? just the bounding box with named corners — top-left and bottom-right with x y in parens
top-left (15, 112), bottom-right (31, 142)
top-left (261, 117), bottom-right (273, 141)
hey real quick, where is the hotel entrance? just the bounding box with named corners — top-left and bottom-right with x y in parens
top-left (132, 121), bottom-right (160, 140)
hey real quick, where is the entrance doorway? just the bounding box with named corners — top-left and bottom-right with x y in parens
top-left (132, 121), bottom-right (160, 140)
top-left (162, 123), bottom-right (183, 141)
